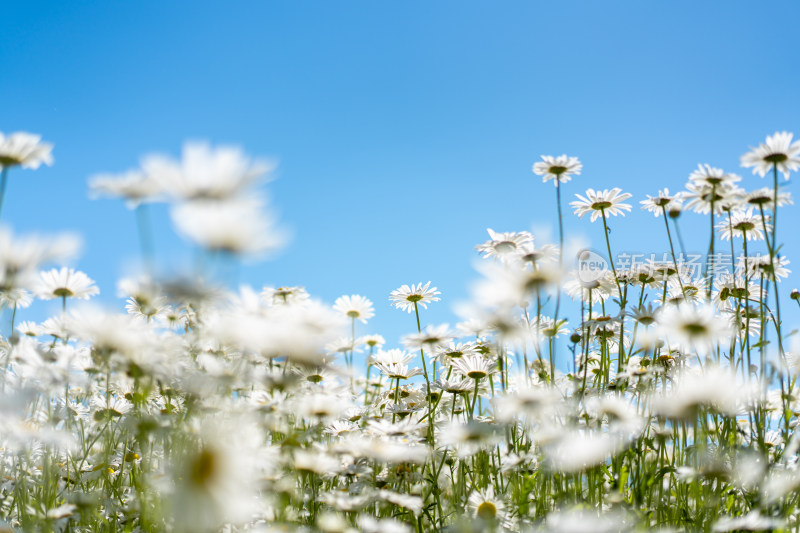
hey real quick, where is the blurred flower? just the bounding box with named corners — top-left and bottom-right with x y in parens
top-left (171, 196), bottom-right (286, 256)
top-left (476, 228), bottom-right (533, 261)
top-left (89, 170), bottom-right (162, 208)
top-left (142, 141), bottom-right (273, 201)
top-left (0, 132), bottom-right (53, 169)
top-left (657, 303), bottom-right (733, 356)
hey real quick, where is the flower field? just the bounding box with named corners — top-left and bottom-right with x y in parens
top-left (1, 131), bottom-right (800, 532)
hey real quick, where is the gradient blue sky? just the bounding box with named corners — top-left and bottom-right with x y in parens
top-left (4, 1), bottom-right (800, 346)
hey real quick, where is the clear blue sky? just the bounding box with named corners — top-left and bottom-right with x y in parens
top-left (4, 1), bottom-right (800, 347)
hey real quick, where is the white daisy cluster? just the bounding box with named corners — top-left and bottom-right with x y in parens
top-left (1, 131), bottom-right (800, 533)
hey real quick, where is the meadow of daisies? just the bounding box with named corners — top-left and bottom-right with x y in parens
top-left (1, 130), bottom-right (800, 532)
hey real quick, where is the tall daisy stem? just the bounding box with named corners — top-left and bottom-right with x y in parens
top-left (135, 203), bottom-right (155, 276)
top-left (0, 166), bottom-right (8, 221)
top-left (662, 206), bottom-right (684, 294)
top-left (600, 209), bottom-right (621, 297)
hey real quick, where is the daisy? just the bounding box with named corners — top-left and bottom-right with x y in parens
top-left (367, 417), bottom-right (426, 438)
top-left (688, 164), bottom-right (741, 187)
top-left (0, 228), bottom-right (80, 293)
top-left (451, 354), bottom-right (497, 381)
top-left (523, 314), bottom-right (568, 338)
top-left (713, 274), bottom-right (763, 310)
top-left (358, 334), bottom-right (386, 349)
top-left (563, 270), bottom-right (617, 302)
top-left (740, 254), bottom-right (791, 281)
top-left (430, 341), bottom-right (481, 365)
top-left (640, 188), bottom-right (684, 217)
top-left (402, 323), bottom-right (454, 351)
top-left (333, 294), bottom-right (374, 323)
top-left (89, 170), bottom-right (162, 208)
top-left (716, 209), bottom-right (771, 241)
top-left (323, 420), bottom-right (359, 437)
top-left (370, 348), bottom-right (416, 367)
top-left (142, 141), bottom-right (274, 201)
top-left (475, 228), bottom-right (533, 260)
top-left (740, 131), bottom-right (800, 179)
top-left (0, 288), bottom-right (33, 309)
top-left (532, 154), bottom-right (582, 186)
top-left (36, 267), bottom-right (99, 300)
top-left (467, 485), bottom-right (506, 521)
top-left (683, 181), bottom-right (743, 215)
top-left (746, 187), bottom-right (793, 210)
top-left (570, 188), bottom-right (633, 222)
top-left (519, 241), bottom-right (560, 264)
top-left (374, 361), bottom-right (424, 381)
top-left (0, 132), bottom-right (54, 169)
top-left (712, 511), bottom-right (785, 532)
top-left (439, 420), bottom-right (500, 457)
top-left (432, 376), bottom-right (474, 395)
top-left (389, 281), bottom-right (441, 313)
top-left (261, 285), bottom-right (309, 305)
top-left (656, 303), bottom-right (733, 355)
top-left (171, 197), bottom-right (286, 256)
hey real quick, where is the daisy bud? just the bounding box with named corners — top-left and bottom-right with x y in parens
top-left (570, 333), bottom-right (582, 344)
top-left (668, 206), bottom-right (682, 218)
top-left (791, 289), bottom-right (799, 300)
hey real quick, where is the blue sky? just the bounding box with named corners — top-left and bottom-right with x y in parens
top-left (3, 1), bottom-right (800, 348)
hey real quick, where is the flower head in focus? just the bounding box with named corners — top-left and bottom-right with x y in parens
top-left (571, 188), bottom-right (633, 222)
top-left (640, 188), bottom-right (683, 217)
top-left (36, 267), bottom-right (99, 300)
top-left (532, 154), bottom-right (582, 186)
top-left (741, 131), bottom-right (800, 179)
top-left (389, 282), bottom-right (441, 313)
top-left (333, 294), bottom-right (374, 323)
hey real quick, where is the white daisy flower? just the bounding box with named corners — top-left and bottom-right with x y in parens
top-left (570, 187), bottom-right (633, 222)
top-left (689, 163), bottom-right (741, 187)
top-left (716, 209), bottom-right (771, 241)
top-left (333, 294), bottom-right (374, 323)
top-left (0, 131), bottom-right (54, 169)
top-left (467, 485), bottom-right (506, 521)
top-left (402, 323), bottom-right (454, 351)
top-left (89, 170), bottom-right (162, 208)
top-left (142, 141), bottom-right (274, 201)
top-left (640, 188), bottom-right (683, 217)
top-left (36, 267), bottom-right (99, 300)
top-left (261, 285), bottom-right (309, 305)
top-left (358, 333), bottom-right (386, 349)
top-left (741, 131), bottom-right (800, 179)
top-left (656, 303), bottom-right (733, 356)
top-left (532, 154), bottom-right (582, 186)
top-left (389, 281), bottom-right (441, 313)
top-left (475, 228), bottom-right (533, 260)
top-left (451, 353), bottom-right (497, 381)
top-left (171, 196), bottom-right (286, 256)
top-left (746, 186), bottom-right (793, 209)
top-left (683, 180), bottom-right (743, 214)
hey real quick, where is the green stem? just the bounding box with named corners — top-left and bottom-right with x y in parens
top-left (0, 166), bottom-right (9, 221)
